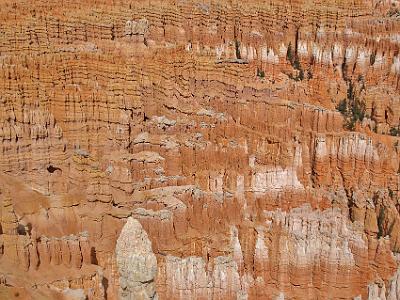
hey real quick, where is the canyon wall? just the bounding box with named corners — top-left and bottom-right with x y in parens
top-left (1, 0), bottom-right (400, 299)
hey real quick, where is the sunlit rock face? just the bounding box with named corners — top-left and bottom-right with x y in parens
top-left (1, 0), bottom-right (400, 299)
top-left (116, 217), bottom-right (158, 300)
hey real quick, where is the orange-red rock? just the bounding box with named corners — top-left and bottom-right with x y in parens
top-left (1, 0), bottom-right (400, 299)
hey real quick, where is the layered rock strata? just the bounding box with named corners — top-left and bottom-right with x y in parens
top-left (1, 0), bottom-right (400, 299)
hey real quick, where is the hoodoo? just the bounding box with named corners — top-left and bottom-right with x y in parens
top-left (0, 0), bottom-right (400, 299)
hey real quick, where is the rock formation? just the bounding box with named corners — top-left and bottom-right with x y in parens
top-left (1, 0), bottom-right (400, 299)
top-left (116, 217), bottom-right (157, 300)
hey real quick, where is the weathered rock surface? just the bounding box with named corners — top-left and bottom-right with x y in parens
top-left (116, 217), bottom-right (157, 300)
top-left (1, 0), bottom-right (400, 299)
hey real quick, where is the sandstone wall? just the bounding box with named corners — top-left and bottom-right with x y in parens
top-left (1, 0), bottom-right (400, 299)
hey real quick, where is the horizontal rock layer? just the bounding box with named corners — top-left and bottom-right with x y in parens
top-left (0, 0), bottom-right (400, 299)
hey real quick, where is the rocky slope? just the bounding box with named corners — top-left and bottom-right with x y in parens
top-left (1, 0), bottom-right (400, 299)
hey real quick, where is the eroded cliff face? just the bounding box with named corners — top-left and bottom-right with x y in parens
top-left (1, 0), bottom-right (400, 299)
